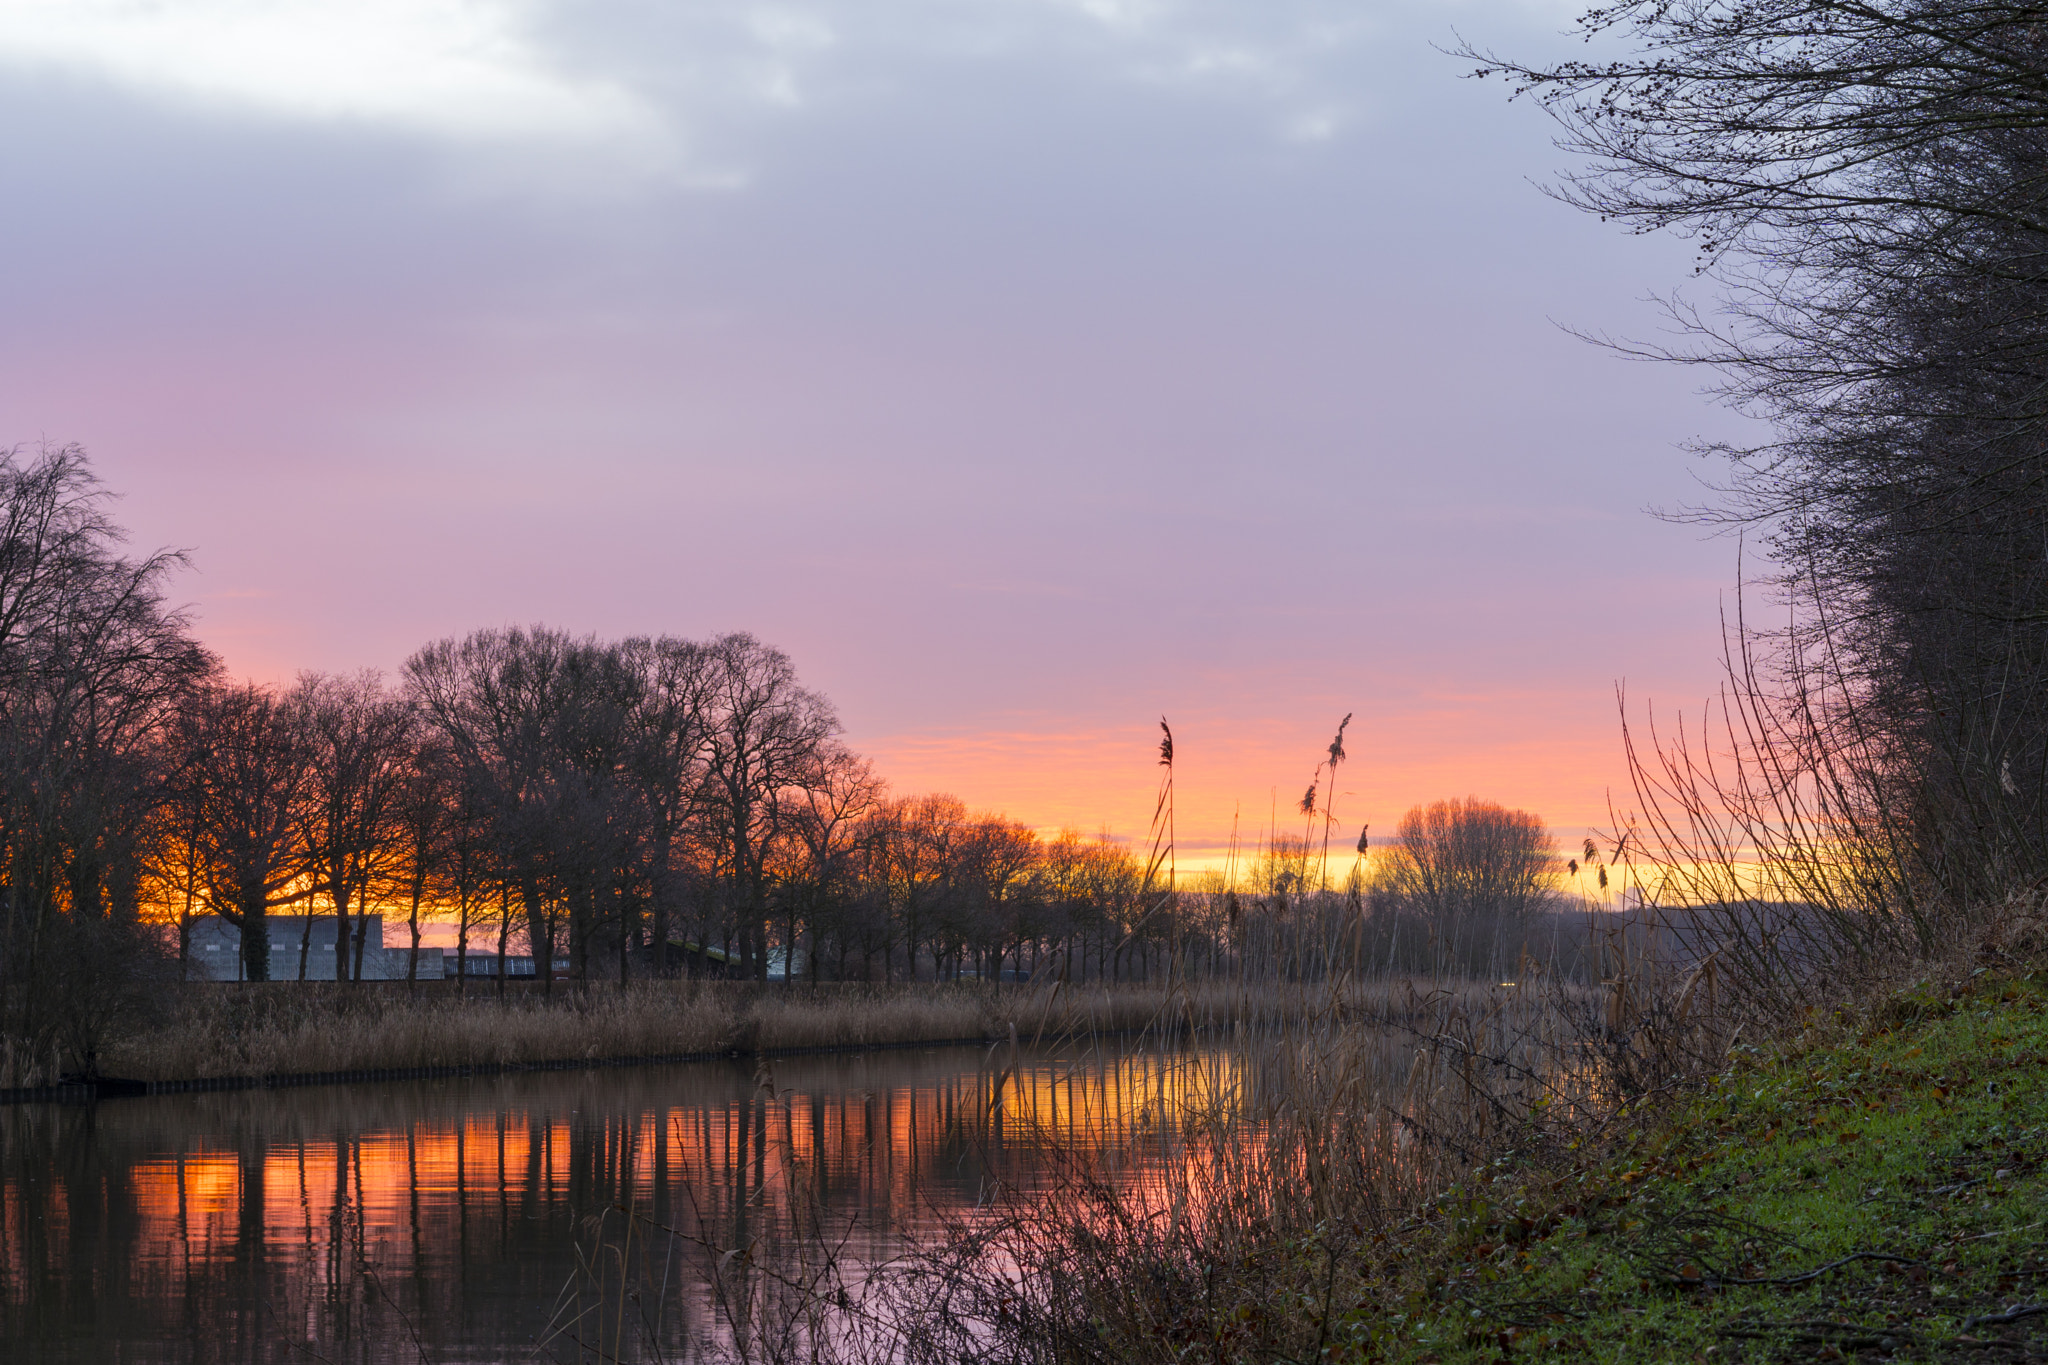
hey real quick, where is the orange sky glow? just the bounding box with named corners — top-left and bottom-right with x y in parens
top-left (4, 0), bottom-right (1752, 902)
top-left (861, 697), bottom-right (1653, 870)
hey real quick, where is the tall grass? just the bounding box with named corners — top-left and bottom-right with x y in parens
top-left (1609, 594), bottom-right (2048, 1025)
top-left (82, 977), bottom-right (1472, 1085)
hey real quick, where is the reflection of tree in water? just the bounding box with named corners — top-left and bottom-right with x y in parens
top-left (550, 1046), bottom-right (1256, 1363)
top-left (0, 1041), bottom-right (1240, 1362)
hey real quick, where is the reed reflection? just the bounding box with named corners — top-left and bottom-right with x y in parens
top-left (0, 1041), bottom-right (1241, 1364)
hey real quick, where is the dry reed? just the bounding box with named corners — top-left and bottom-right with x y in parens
top-left (85, 977), bottom-right (1459, 1085)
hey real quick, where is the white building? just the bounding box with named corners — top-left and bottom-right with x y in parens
top-left (184, 914), bottom-right (445, 982)
top-left (444, 950), bottom-right (562, 979)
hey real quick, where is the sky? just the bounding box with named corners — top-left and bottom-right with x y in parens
top-left (0, 0), bottom-right (1755, 865)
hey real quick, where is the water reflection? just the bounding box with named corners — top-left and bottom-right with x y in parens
top-left (0, 1042), bottom-right (1239, 1363)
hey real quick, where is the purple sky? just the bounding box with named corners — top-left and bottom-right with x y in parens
top-left (0, 0), bottom-right (1752, 862)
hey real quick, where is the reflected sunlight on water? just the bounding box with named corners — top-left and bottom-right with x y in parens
top-left (0, 1040), bottom-right (1246, 1364)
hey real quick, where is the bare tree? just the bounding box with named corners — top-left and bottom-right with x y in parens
top-left (1470, 0), bottom-right (2048, 910)
top-left (1379, 798), bottom-right (1556, 973)
top-left (297, 671), bottom-right (415, 982)
top-left (960, 813), bottom-right (1041, 982)
top-left (437, 750), bottom-right (498, 996)
top-left (171, 683), bottom-right (317, 982)
top-left (865, 793), bottom-right (969, 982)
top-left (621, 636), bottom-right (714, 977)
top-left (406, 626), bottom-right (644, 987)
top-left (389, 733), bottom-right (457, 988)
top-left (696, 634), bottom-right (838, 981)
top-left (0, 445), bottom-right (206, 1079)
top-left (782, 743), bottom-right (885, 982)
top-left (0, 446), bottom-right (210, 928)
top-left (1082, 834), bottom-right (1144, 982)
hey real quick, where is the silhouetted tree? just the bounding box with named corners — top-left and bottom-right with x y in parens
top-left (696, 634), bottom-right (837, 980)
top-left (171, 683), bottom-right (317, 982)
top-left (621, 636), bottom-right (715, 977)
top-left (405, 626), bottom-right (644, 987)
top-left (389, 733), bottom-right (457, 987)
top-left (782, 743), bottom-right (884, 981)
top-left (959, 814), bottom-right (1039, 981)
top-left (298, 671), bottom-right (415, 981)
top-left (1379, 798), bottom-right (1556, 972)
top-left (1471, 0), bottom-right (2048, 911)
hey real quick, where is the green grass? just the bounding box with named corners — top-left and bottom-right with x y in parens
top-left (1338, 967), bottom-right (2048, 1362)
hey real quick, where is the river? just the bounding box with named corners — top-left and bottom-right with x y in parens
top-left (0, 1040), bottom-right (1240, 1363)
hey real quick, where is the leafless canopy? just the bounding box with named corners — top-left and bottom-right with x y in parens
top-left (1469, 0), bottom-right (2048, 918)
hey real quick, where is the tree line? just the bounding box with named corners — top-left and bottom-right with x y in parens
top-left (1, 443), bottom-right (1573, 1091)
top-left (0, 447), bottom-right (1178, 994)
top-left (1469, 0), bottom-right (2048, 928)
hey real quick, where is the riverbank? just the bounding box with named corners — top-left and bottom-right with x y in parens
top-left (906, 921), bottom-right (2048, 1365)
top-left (1347, 956), bottom-right (2048, 1362)
top-left (8, 976), bottom-right (1493, 1100)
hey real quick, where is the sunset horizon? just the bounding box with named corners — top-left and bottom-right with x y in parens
top-left (25, 0), bottom-right (2024, 1357)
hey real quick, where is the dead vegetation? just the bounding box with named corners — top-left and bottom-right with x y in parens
top-left (73, 976), bottom-right (1498, 1086)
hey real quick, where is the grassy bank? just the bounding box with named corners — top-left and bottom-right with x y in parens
top-left (1345, 961), bottom-right (2048, 1362)
top-left (74, 977), bottom-right (1475, 1087)
top-left (974, 955), bottom-right (2048, 1364)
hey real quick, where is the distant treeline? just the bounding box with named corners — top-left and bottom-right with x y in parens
top-left (0, 446), bottom-right (1585, 1077)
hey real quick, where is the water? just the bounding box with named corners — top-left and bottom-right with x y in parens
top-left (0, 1041), bottom-right (1235, 1363)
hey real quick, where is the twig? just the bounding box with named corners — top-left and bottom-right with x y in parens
top-left (1967, 1221), bottom-right (2044, 1241)
top-left (1704, 1250), bottom-right (1923, 1287)
top-left (1719, 1318), bottom-right (1921, 1348)
top-left (629, 1206), bottom-right (919, 1340)
top-left (1383, 1106), bottom-right (1479, 1162)
top-left (362, 1264), bottom-right (436, 1363)
top-left (1962, 1303), bottom-right (2048, 1331)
